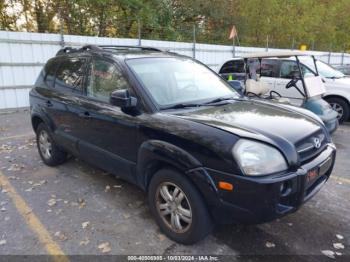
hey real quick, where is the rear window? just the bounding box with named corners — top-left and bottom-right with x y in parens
top-left (55, 58), bottom-right (86, 93)
top-left (219, 60), bottom-right (245, 74)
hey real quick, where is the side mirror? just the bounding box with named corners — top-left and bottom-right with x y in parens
top-left (110, 89), bottom-right (137, 109)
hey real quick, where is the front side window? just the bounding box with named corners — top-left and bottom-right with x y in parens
top-left (87, 58), bottom-right (129, 102)
top-left (126, 57), bottom-right (238, 107)
top-left (280, 61), bottom-right (300, 79)
top-left (55, 58), bottom-right (86, 92)
top-left (280, 60), bottom-right (315, 79)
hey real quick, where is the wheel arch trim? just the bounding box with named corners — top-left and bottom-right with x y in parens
top-left (136, 140), bottom-right (218, 195)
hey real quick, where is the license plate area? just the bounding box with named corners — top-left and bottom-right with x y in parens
top-left (306, 168), bottom-right (320, 185)
top-left (306, 157), bottom-right (332, 187)
top-left (319, 157), bottom-right (333, 176)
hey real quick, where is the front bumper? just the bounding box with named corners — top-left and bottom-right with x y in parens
top-left (204, 144), bottom-right (336, 224)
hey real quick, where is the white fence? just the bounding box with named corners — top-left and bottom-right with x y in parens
top-left (1, 30), bottom-right (350, 110)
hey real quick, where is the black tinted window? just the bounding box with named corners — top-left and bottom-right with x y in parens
top-left (43, 59), bottom-right (58, 88)
top-left (260, 60), bottom-right (279, 77)
top-left (87, 58), bottom-right (129, 102)
top-left (219, 60), bottom-right (245, 74)
top-left (246, 59), bottom-right (279, 78)
top-left (55, 58), bottom-right (86, 92)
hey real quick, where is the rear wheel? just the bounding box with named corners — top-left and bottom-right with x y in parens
top-left (325, 97), bottom-right (349, 124)
top-left (148, 168), bottom-right (213, 244)
top-left (36, 123), bottom-right (67, 166)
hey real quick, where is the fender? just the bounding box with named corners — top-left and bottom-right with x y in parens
top-left (136, 140), bottom-right (219, 203)
top-left (30, 89), bottom-right (56, 133)
top-left (324, 90), bottom-right (350, 104)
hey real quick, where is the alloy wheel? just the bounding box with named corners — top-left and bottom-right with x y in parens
top-left (156, 182), bottom-right (192, 233)
top-left (38, 130), bottom-right (52, 160)
top-left (330, 102), bottom-right (344, 120)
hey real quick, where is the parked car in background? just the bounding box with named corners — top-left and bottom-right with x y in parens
top-left (30, 45), bottom-right (336, 244)
top-left (219, 52), bottom-right (350, 124)
top-left (333, 64), bottom-right (350, 76)
top-left (218, 51), bottom-right (339, 133)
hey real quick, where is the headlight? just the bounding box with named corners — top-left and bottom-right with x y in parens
top-left (232, 139), bottom-right (288, 176)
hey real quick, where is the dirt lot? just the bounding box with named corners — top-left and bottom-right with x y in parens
top-left (0, 110), bottom-right (349, 261)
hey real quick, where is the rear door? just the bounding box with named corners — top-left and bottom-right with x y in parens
top-left (51, 56), bottom-right (89, 154)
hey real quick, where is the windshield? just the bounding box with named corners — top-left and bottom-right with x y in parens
top-left (126, 57), bottom-right (238, 107)
top-left (301, 57), bottom-right (345, 78)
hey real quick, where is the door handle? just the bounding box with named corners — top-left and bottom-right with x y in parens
top-left (78, 111), bottom-right (91, 119)
top-left (46, 100), bottom-right (53, 107)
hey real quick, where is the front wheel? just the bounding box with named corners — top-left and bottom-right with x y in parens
top-left (325, 97), bottom-right (349, 124)
top-left (148, 168), bottom-right (213, 244)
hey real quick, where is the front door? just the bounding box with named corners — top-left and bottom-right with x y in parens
top-left (76, 56), bottom-right (139, 181)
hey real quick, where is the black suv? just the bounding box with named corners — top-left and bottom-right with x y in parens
top-left (30, 45), bottom-right (336, 244)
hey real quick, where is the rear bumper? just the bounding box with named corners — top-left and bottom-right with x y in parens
top-left (203, 144), bottom-right (336, 224)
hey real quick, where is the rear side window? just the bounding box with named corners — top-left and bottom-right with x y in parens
top-left (219, 60), bottom-right (245, 74)
top-left (43, 59), bottom-right (58, 88)
top-left (260, 60), bottom-right (279, 77)
top-left (246, 59), bottom-right (279, 78)
top-left (55, 58), bottom-right (86, 93)
top-left (86, 58), bottom-right (130, 102)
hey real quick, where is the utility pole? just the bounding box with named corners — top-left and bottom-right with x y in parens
top-left (58, 7), bottom-right (64, 47)
top-left (328, 43), bottom-right (332, 64)
top-left (137, 19), bottom-right (141, 46)
top-left (192, 24), bottom-right (196, 59)
top-left (232, 36), bottom-right (235, 57)
top-left (266, 35), bottom-right (269, 52)
top-left (291, 38), bottom-right (295, 50)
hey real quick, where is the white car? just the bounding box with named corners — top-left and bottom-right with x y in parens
top-left (219, 54), bottom-right (350, 123)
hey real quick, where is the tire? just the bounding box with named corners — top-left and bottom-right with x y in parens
top-left (36, 123), bottom-right (67, 166)
top-left (148, 168), bottom-right (213, 244)
top-left (325, 97), bottom-right (349, 124)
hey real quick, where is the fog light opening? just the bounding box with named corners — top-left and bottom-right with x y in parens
top-left (280, 181), bottom-right (292, 196)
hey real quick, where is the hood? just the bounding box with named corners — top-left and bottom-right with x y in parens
top-left (171, 100), bottom-right (323, 146)
top-left (325, 77), bottom-right (350, 86)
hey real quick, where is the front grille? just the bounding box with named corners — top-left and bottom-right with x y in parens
top-left (296, 130), bottom-right (328, 163)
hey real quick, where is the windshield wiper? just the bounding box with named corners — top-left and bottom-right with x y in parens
top-left (203, 97), bottom-right (238, 105)
top-left (163, 97), bottom-right (238, 110)
top-left (163, 103), bottom-right (205, 110)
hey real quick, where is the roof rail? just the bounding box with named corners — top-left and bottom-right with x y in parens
top-left (56, 44), bottom-right (168, 57)
top-left (55, 47), bottom-right (77, 56)
top-left (97, 45), bottom-right (163, 52)
top-left (81, 45), bottom-right (103, 52)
